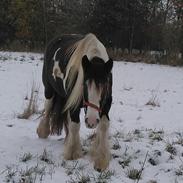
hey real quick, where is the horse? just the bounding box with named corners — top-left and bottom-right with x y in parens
top-left (37, 33), bottom-right (113, 171)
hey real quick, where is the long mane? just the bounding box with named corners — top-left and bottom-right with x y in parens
top-left (63, 33), bottom-right (109, 111)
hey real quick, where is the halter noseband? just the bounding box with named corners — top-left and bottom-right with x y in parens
top-left (83, 81), bottom-right (110, 114)
top-left (83, 100), bottom-right (102, 113)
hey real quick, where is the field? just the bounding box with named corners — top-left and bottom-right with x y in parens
top-left (0, 52), bottom-right (183, 183)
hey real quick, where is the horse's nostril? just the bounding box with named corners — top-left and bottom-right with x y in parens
top-left (96, 119), bottom-right (100, 124)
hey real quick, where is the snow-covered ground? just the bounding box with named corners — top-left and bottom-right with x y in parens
top-left (0, 51), bottom-right (183, 183)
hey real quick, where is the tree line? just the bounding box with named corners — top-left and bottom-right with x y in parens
top-left (0, 0), bottom-right (183, 58)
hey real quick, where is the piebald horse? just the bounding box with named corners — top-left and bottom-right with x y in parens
top-left (37, 33), bottom-right (113, 171)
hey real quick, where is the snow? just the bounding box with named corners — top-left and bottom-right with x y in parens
top-left (0, 51), bottom-right (183, 183)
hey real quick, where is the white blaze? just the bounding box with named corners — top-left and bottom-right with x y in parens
top-left (85, 81), bottom-right (102, 126)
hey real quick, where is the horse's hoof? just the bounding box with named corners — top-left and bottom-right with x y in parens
top-left (93, 157), bottom-right (109, 172)
top-left (94, 167), bottom-right (102, 172)
top-left (37, 127), bottom-right (50, 138)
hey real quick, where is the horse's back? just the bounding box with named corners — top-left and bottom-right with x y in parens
top-left (45, 34), bottom-right (84, 65)
top-left (43, 34), bottom-right (84, 98)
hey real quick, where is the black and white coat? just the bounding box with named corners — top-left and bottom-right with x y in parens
top-left (37, 33), bottom-right (113, 172)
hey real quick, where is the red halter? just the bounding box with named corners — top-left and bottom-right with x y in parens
top-left (83, 101), bottom-right (102, 113)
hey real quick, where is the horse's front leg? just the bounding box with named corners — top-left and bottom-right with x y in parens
top-left (91, 115), bottom-right (110, 171)
top-left (37, 97), bottom-right (53, 138)
top-left (64, 109), bottom-right (82, 160)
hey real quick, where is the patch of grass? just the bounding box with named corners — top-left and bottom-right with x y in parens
top-left (123, 132), bottom-right (134, 142)
top-left (149, 130), bottom-right (164, 141)
top-left (118, 157), bottom-right (131, 168)
top-left (175, 166), bottom-right (183, 176)
top-left (133, 129), bottom-right (144, 139)
top-left (113, 131), bottom-right (124, 139)
top-left (69, 172), bottom-right (90, 183)
top-left (20, 152), bottom-right (33, 162)
top-left (4, 166), bottom-right (18, 183)
top-left (133, 129), bottom-right (141, 135)
top-left (19, 165), bottom-right (46, 183)
top-left (112, 154), bottom-right (120, 159)
top-left (97, 170), bottom-right (115, 182)
top-left (0, 55), bottom-right (9, 61)
top-left (165, 143), bottom-right (177, 155)
top-left (146, 92), bottom-right (160, 107)
top-left (174, 132), bottom-right (183, 146)
top-left (127, 151), bottom-right (148, 182)
top-left (127, 168), bottom-right (141, 180)
top-left (63, 161), bottom-right (88, 176)
top-left (18, 81), bottom-right (39, 119)
top-left (39, 149), bottom-right (54, 165)
top-left (68, 165), bottom-right (115, 183)
top-left (112, 139), bottom-right (121, 150)
top-left (3, 164), bottom-right (46, 183)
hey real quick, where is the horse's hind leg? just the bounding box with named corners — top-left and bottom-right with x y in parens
top-left (64, 109), bottom-right (82, 160)
top-left (37, 87), bottom-right (53, 138)
top-left (90, 115), bottom-right (110, 172)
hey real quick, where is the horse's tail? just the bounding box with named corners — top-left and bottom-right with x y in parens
top-left (49, 94), bottom-right (68, 135)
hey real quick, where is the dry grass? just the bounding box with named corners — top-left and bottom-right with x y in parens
top-left (107, 48), bottom-right (183, 66)
top-left (165, 143), bottom-right (177, 155)
top-left (18, 81), bottom-right (39, 119)
top-left (146, 92), bottom-right (160, 107)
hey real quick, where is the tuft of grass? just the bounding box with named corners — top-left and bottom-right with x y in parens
top-left (113, 131), bottom-right (124, 139)
top-left (112, 139), bottom-right (121, 150)
top-left (97, 170), bottom-right (115, 182)
top-left (127, 168), bottom-right (141, 180)
top-left (0, 55), bottom-right (9, 61)
top-left (174, 132), bottom-right (183, 146)
top-left (19, 152), bottom-right (33, 162)
top-left (112, 154), bottom-right (120, 159)
top-left (68, 166), bottom-right (115, 183)
top-left (165, 143), bottom-right (177, 155)
top-left (3, 164), bottom-right (46, 183)
top-left (118, 157), bottom-right (131, 168)
top-left (63, 160), bottom-right (88, 176)
top-left (133, 129), bottom-right (144, 139)
top-left (149, 130), bottom-right (164, 141)
top-left (175, 166), bottom-right (183, 176)
top-left (39, 149), bottom-right (54, 165)
top-left (19, 165), bottom-right (46, 183)
top-left (18, 81), bottom-right (39, 119)
top-left (146, 92), bottom-right (160, 107)
top-left (123, 132), bottom-right (134, 142)
top-left (4, 166), bottom-right (18, 183)
top-left (69, 171), bottom-right (90, 183)
top-left (127, 151), bottom-right (148, 182)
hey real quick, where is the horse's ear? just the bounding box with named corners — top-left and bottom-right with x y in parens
top-left (82, 55), bottom-right (91, 71)
top-left (105, 58), bottom-right (113, 73)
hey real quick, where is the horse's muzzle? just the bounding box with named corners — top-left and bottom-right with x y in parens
top-left (85, 118), bottom-right (99, 129)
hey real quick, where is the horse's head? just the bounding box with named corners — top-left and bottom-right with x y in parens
top-left (82, 55), bottom-right (113, 129)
